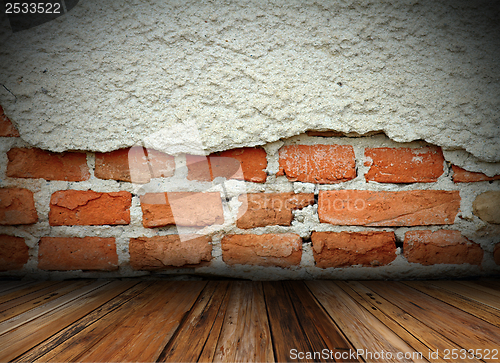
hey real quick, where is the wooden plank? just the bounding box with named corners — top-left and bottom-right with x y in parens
top-left (455, 281), bottom-right (500, 299)
top-left (471, 280), bottom-right (500, 291)
top-left (286, 281), bottom-right (357, 362)
top-left (307, 281), bottom-right (426, 363)
top-left (0, 280), bottom-right (108, 336)
top-left (263, 281), bottom-right (314, 363)
top-left (158, 281), bottom-right (230, 362)
top-left (0, 280), bottom-right (93, 323)
top-left (0, 280), bottom-right (133, 362)
top-left (76, 281), bottom-right (206, 362)
top-left (364, 281), bottom-right (500, 353)
top-left (214, 282), bottom-right (273, 363)
top-left (0, 281), bottom-right (33, 295)
top-left (198, 283), bottom-right (233, 363)
top-left (12, 281), bottom-right (147, 363)
top-left (35, 281), bottom-right (164, 363)
top-left (0, 281), bottom-right (69, 313)
top-left (429, 281), bottom-right (500, 311)
top-left (0, 281), bottom-right (49, 304)
top-left (342, 281), bottom-right (481, 363)
top-left (404, 281), bottom-right (500, 328)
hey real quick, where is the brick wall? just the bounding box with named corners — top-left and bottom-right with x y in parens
top-left (1, 107), bottom-right (499, 279)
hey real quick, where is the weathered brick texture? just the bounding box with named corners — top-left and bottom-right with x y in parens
top-left (494, 244), bottom-right (500, 266)
top-left (0, 188), bottom-right (38, 225)
top-left (451, 165), bottom-right (500, 183)
top-left (311, 231), bottom-right (396, 268)
top-left (221, 233), bottom-right (302, 267)
top-left (364, 147), bottom-right (444, 183)
top-left (7, 148), bottom-right (90, 181)
top-left (49, 190), bottom-right (131, 226)
top-left (473, 191), bottom-right (500, 224)
top-left (0, 105), bottom-right (20, 137)
top-left (38, 237), bottom-right (118, 271)
top-left (277, 144), bottom-right (356, 183)
top-left (0, 235), bottom-right (29, 271)
top-left (318, 190), bottom-right (460, 226)
top-left (129, 235), bottom-right (212, 270)
top-left (140, 192), bottom-right (224, 227)
top-left (187, 147), bottom-right (267, 183)
top-left (95, 147), bottom-right (175, 183)
top-left (404, 230), bottom-right (483, 265)
top-left (237, 192), bottom-right (314, 229)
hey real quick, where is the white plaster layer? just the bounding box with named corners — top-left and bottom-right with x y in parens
top-left (0, 0), bottom-right (499, 167)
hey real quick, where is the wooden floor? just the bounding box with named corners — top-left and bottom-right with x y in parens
top-left (0, 279), bottom-right (499, 362)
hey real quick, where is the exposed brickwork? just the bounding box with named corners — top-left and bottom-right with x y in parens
top-left (311, 231), bottom-right (396, 268)
top-left (0, 188), bottom-right (38, 225)
top-left (318, 190), bottom-right (460, 226)
top-left (140, 192), bottom-right (224, 227)
top-left (95, 147), bottom-right (175, 183)
top-left (404, 230), bottom-right (483, 265)
top-left (38, 237), bottom-right (118, 271)
top-left (0, 105), bottom-right (20, 137)
top-left (494, 244), bottom-right (500, 266)
top-left (365, 147), bottom-right (444, 183)
top-left (473, 191), bottom-right (500, 224)
top-left (49, 190), bottom-right (131, 226)
top-left (129, 235), bottom-right (212, 270)
top-left (187, 147), bottom-right (267, 183)
top-left (0, 235), bottom-right (29, 271)
top-left (237, 192), bottom-right (314, 229)
top-left (277, 144), bottom-right (356, 184)
top-left (452, 165), bottom-right (500, 183)
top-left (221, 233), bottom-right (302, 267)
top-left (7, 148), bottom-right (90, 181)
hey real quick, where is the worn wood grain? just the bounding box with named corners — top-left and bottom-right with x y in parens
top-left (159, 281), bottom-right (230, 362)
top-left (429, 281), bottom-right (500, 311)
top-left (307, 281), bottom-right (426, 363)
top-left (13, 281), bottom-right (145, 362)
top-left (214, 282), bottom-right (274, 363)
top-left (404, 281), bottom-right (500, 328)
top-left (76, 281), bottom-right (206, 362)
top-left (365, 281), bottom-right (500, 354)
top-left (344, 281), bottom-right (482, 363)
top-left (0, 280), bottom-right (132, 362)
top-left (0, 280), bottom-right (93, 323)
top-left (0, 281), bottom-right (34, 296)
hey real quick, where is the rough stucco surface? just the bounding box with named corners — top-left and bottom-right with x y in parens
top-left (0, 0), bottom-right (499, 168)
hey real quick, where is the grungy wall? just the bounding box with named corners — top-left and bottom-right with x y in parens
top-left (0, 0), bottom-right (500, 280)
top-left (0, 0), bottom-right (499, 174)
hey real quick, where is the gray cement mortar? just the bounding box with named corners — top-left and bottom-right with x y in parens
top-left (1, 133), bottom-right (499, 280)
top-left (1, 0), bottom-right (499, 174)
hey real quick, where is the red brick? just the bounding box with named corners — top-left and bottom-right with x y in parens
top-left (140, 192), bottom-right (223, 227)
top-left (0, 235), bottom-right (29, 271)
top-left (7, 148), bottom-right (90, 181)
top-left (277, 145), bottom-right (356, 184)
top-left (95, 147), bottom-right (175, 183)
top-left (404, 230), bottom-right (483, 265)
top-left (311, 231), bottom-right (397, 268)
top-left (0, 188), bottom-right (38, 225)
top-left (221, 233), bottom-right (302, 267)
top-left (187, 147), bottom-right (267, 183)
top-left (38, 237), bottom-right (118, 271)
top-left (364, 147), bottom-right (444, 183)
top-left (0, 105), bottom-right (20, 137)
top-left (129, 235), bottom-right (212, 270)
top-left (451, 165), bottom-right (500, 183)
top-left (49, 190), bottom-right (131, 226)
top-left (237, 192), bottom-right (314, 229)
top-left (318, 190), bottom-right (460, 226)
top-left (494, 244), bottom-right (500, 266)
